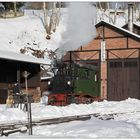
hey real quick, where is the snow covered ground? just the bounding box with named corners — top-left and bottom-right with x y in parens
top-left (1, 98), bottom-right (140, 138)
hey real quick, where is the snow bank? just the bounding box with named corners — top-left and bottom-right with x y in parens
top-left (0, 107), bottom-right (26, 123)
top-left (1, 98), bottom-right (140, 122)
top-left (31, 98), bottom-right (140, 120)
top-left (31, 117), bottom-right (140, 138)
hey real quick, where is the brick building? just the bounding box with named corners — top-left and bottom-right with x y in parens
top-left (63, 19), bottom-right (140, 101)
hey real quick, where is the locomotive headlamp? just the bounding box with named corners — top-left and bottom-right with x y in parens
top-left (67, 81), bottom-right (71, 85)
top-left (48, 81), bottom-right (51, 85)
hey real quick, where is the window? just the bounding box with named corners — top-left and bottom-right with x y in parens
top-left (124, 61), bottom-right (137, 67)
top-left (109, 61), bottom-right (122, 68)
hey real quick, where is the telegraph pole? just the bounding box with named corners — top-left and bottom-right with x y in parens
top-left (23, 71), bottom-right (32, 135)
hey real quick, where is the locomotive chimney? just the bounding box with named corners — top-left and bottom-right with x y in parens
top-left (128, 3), bottom-right (134, 32)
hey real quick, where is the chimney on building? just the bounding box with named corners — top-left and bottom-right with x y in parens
top-left (128, 3), bottom-right (134, 32)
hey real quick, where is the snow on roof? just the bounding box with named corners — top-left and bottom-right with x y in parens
top-left (96, 20), bottom-right (140, 40)
top-left (122, 22), bottom-right (140, 29)
top-left (0, 10), bottom-right (65, 54)
top-left (0, 9), bottom-right (67, 69)
top-left (0, 50), bottom-right (51, 65)
top-left (133, 22), bottom-right (140, 28)
top-left (0, 10), bottom-right (68, 65)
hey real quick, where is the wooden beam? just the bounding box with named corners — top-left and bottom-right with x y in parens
top-left (70, 47), bottom-right (139, 53)
top-left (95, 36), bottom-right (127, 40)
top-left (126, 49), bottom-right (138, 58)
top-left (103, 25), bottom-right (105, 41)
top-left (126, 36), bottom-right (129, 49)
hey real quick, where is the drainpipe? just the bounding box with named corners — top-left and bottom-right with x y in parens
top-left (128, 3), bottom-right (134, 32)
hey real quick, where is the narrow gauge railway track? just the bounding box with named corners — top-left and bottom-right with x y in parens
top-left (0, 114), bottom-right (91, 136)
top-left (0, 114), bottom-right (91, 128)
top-left (1, 110), bottom-right (140, 136)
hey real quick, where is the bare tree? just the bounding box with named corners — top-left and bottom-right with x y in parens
top-left (43, 2), bottom-right (61, 40)
top-left (97, 2), bottom-right (114, 23)
top-left (99, 2), bottom-right (104, 20)
top-left (97, 2), bottom-right (108, 11)
top-left (43, 2), bottom-right (49, 34)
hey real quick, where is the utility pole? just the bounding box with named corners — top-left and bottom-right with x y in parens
top-left (22, 71), bottom-right (32, 135)
top-left (48, 2), bottom-right (56, 34)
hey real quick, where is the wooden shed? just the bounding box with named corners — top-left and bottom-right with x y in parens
top-left (63, 20), bottom-right (140, 101)
top-left (0, 50), bottom-right (50, 104)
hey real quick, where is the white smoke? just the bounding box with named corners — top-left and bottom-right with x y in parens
top-left (57, 2), bottom-right (97, 58)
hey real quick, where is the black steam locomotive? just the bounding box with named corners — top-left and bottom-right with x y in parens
top-left (46, 61), bottom-right (101, 106)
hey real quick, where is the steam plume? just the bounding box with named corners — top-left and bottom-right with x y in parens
top-left (57, 2), bottom-right (97, 58)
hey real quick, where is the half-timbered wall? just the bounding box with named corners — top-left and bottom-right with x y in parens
top-left (64, 21), bottom-right (140, 101)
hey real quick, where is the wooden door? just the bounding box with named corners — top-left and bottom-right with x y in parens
top-left (108, 59), bottom-right (139, 101)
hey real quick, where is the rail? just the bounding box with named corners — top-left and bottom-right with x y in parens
top-left (1, 110), bottom-right (140, 136)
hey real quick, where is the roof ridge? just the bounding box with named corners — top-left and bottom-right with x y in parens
top-left (96, 20), bottom-right (140, 39)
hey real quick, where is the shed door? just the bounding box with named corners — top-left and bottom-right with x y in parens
top-left (108, 59), bottom-right (139, 101)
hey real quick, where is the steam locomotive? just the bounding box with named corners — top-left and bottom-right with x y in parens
top-left (47, 61), bottom-right (101, 106)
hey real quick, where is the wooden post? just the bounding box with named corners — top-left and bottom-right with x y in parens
top-left (16, 64), bottom-right (22, 109)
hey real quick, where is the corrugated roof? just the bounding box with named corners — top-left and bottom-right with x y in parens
top-left (0, 50), bottom-right (51, 65)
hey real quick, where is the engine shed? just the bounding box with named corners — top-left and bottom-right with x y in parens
top-left (63, 19), bottom-right (140, 101)
top-left (0, 50), bottom-right (50, 104)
